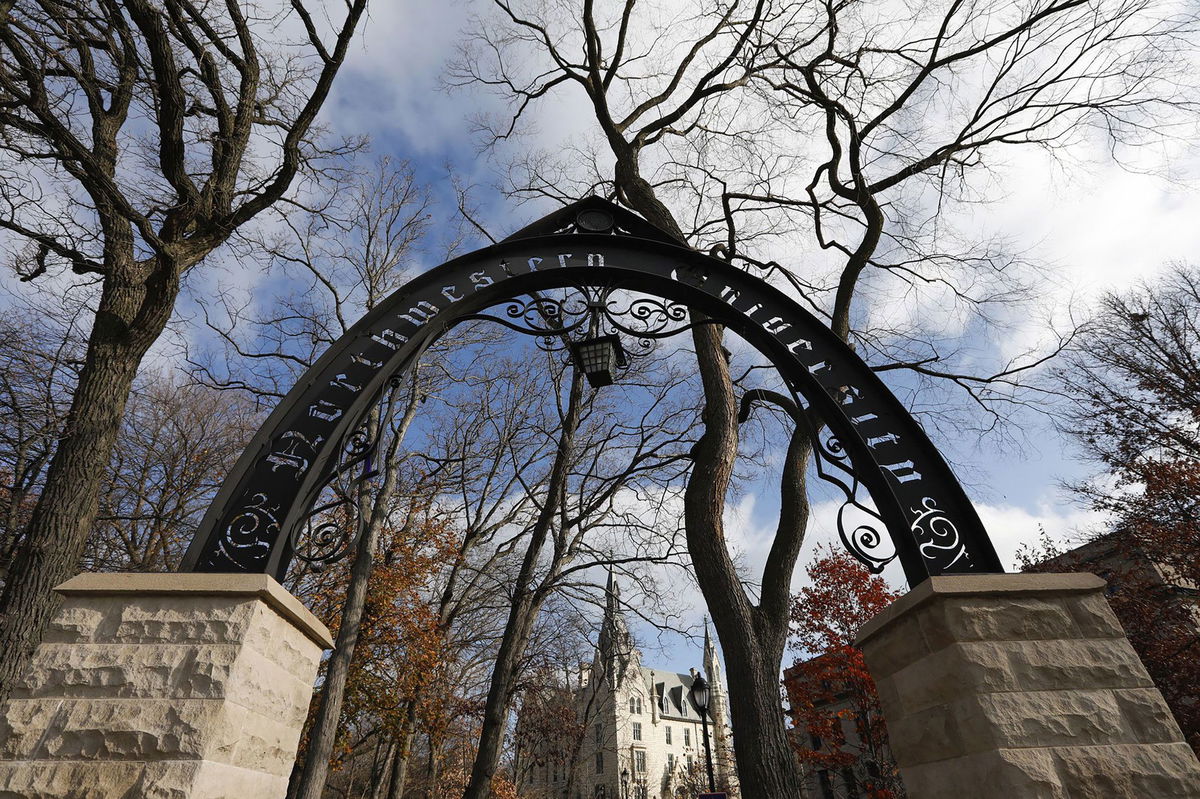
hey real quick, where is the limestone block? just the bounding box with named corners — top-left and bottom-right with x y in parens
top-left (223, 647), bottom-right (316, 727)
top-left (855, 607), bottom-right (930, 680)
top-left (0, 698), bottom-right (234, 761)
top-left (856, 573), bottom-right (1200, 799)
top-left (0, 759), bottom-right (289, 799)
top-left (207, 702), bottom-right (304, 777)
top-left (898, 747), bottom-right (1065, 799)
top-left (919, 595), bottom-right (1080, 649)
top-left (242, 602), bottom-right (327, 684)
top-left (10, 642), bottom-right (243, 700)
top-left (0, 572), bottom-right (331, 799)
top-left (1063, 590), bottom-right (1128, 639)
top-left (1049, 742), bottom-right (1200, 798)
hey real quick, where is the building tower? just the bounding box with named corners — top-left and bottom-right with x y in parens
top-left (515, 578), bottom-right (740, 799)
top-left (703, 619), bottom-right (739, 795)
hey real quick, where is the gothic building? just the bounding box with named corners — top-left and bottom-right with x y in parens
top-left (515, 575), bottom-right (739, 798)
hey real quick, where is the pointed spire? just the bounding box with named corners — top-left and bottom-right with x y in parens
top-left (597, 569), bottom-right (633, 684)
top-left (703, 615), bottom-right (721, 682)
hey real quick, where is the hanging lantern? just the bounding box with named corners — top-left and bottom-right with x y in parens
top-left (569, 334), bottom-right (627, 387)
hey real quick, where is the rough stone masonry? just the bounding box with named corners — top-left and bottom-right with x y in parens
top-left (0, 573), bottom-right (332, 799)
top-left (856, 573), bottom-right (1200, 799)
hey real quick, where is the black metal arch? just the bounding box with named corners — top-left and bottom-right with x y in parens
top-left (181, 198), bottom-right (1002, 584)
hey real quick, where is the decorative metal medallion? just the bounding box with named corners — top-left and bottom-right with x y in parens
top-left (181, 196), bottom-right (1003, 584)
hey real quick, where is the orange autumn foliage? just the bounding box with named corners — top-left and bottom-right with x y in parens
top-left (302, 507), bottom-right (461, 769)
top-left (784, 547), bottom-right (905, 799)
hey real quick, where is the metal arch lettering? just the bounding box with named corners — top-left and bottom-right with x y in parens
top-left (180, 233), bottom-right (1003, 584)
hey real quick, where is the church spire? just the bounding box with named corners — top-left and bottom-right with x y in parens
top-left (597, 569), bottom-right (634, 683)
top-left (703, 615), bottom-right (721, 682)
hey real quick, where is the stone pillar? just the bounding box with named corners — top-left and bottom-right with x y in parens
top-left (0, 572), bottom-right (333, 799)
top-left (855, 573), bottom-right (1200, 799)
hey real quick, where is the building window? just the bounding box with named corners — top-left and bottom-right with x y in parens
top-left (684, 728), bottom-right (691, 747)
top-left (687, 755), bottom-right (694, 769)
top-left (841, 767), bottom-right (859, 796)
top-left (629, 695), bottom-right (642, 714)
top-left (595, 751), bottom-right (604, 773)
top-left (667, 753), bottom-right (675, 771)
top-left (632, 722), bottom-right (642, 741)
top-left (595, 725), bottom-right (602, 746)
top-left (634, 750), bottom-right (646, 773)
top-left (817, 770), bottom-right (834, 799)
top-left (665, 725), bottom-right (672, 745)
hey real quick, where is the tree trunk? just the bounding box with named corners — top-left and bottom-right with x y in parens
top-left (0, 266), bottom-right (174, 703)
top-left (423, 740), bottom-right (440, 799)
top-left (616, 163), bottom-right (809, 798)
top-left (293, 502), bottom-right (382, 799)
top-left (461, 369), bottom-right (585, 799)
top-left (385, 702), bottom-right (418, 799)
top-left (296, 386), bottom-right (420, 799)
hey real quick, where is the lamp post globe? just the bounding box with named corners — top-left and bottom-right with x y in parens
top-left (689, 672), bottom-right (717, 793)
top-left (690, 674), bottom-right (710, 711)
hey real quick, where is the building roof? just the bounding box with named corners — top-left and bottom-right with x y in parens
top-left (640, 666), bottom-right (703, 720)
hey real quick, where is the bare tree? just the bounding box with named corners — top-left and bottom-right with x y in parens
top-left (0, 298), bottom-right (84, 583)
top-left (86, 375), bottom-right (261, 572)
top-left (455, 0), bottom-right (1197, 794)
top-left (185, 157), bottom-right (443, 799)
top-left (458, 328), bottom-right (695, 799)
top-left (0, 0), bottom-right (370, 700)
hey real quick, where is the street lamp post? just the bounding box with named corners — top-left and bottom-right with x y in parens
top-left (689, 673), bottom-right (717, 793)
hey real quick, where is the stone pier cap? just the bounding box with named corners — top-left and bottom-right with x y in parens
top-left (55, 571), bottom-right (334, 648)
top-left (855, 572), bottom-right (1105, 649)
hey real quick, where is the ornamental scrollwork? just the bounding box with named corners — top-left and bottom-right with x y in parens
top-left (288, 414), bottom-right (383, 569)
top-left (837, 500), bottom-right (896, 574)
top-left (787, 386), bottom-right (899, 574)
top-left (458, 285), bottom-right (694, 361)
top-left (911, 497), bottom-right (971, 570)
top-left (223, 492), bottom-right (280, 559)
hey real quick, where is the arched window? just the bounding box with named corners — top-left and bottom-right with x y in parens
top-left (629, 695), bottom-right (642, 714)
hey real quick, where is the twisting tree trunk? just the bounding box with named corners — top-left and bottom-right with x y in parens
top-left (619, 173), bottom-right (812, 798)
top-left (0, 0), bottom-right (368, 704)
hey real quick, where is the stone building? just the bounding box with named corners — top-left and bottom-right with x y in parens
top-left (783, 654), bottom-right (903, 799)
top-left (515, 576), bottom-right (738, 799)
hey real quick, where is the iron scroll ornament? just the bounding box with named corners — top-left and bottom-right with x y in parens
top-left (181, 199), bottom-right (1003, 584)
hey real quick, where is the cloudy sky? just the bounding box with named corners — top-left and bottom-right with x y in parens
top-left (301, 0), bottom-right (1200, 671)
top-left (3, 0), bottom-right (1191, 676)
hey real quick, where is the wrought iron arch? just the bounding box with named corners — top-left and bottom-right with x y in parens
top-left (181, 197), bottom-right (1002, 584)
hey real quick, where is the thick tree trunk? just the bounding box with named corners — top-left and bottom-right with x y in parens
top-left (615, 166), bottom-right (809, 798)
top-left (0, 267), bottom-right (174, 704)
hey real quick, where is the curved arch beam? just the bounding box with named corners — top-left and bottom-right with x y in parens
top-left (182, 233), bottom-right (1002, 584)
